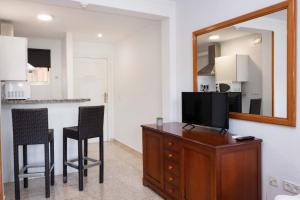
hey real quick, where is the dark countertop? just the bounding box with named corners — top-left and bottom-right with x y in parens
top-left (1, 98), bottom-right (91, 105)
top-left (141, 122), bottom-right (262, 149)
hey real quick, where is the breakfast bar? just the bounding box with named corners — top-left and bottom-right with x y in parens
top-left (1, 98), bottom-right (90, 183)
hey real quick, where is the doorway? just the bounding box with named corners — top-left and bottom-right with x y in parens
top-left (74, 57), bottom-right (109, 141)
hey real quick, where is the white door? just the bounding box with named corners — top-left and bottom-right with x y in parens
top-left (74, 57), bottom-right (109, 141)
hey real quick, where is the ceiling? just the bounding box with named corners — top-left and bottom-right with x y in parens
top-left (197, 9), bottom-right (286, 50)
top-left (0, 0), bottom-right (160, 43)
top-left (197, 26), bottom-right (253, 50)
top-left (197, 10), bottom-right (287, 51)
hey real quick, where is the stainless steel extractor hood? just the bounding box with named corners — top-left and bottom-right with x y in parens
top-left (198, 44), bottom-right (220, 76)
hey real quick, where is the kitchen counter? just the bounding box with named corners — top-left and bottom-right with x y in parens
top-left (1, 98), bottom-right (91, 104)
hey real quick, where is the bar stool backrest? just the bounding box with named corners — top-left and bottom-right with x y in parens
top-left (12, 108), bottom-right (49, 145)
top-left (78, 106), bottom-right (105, 139)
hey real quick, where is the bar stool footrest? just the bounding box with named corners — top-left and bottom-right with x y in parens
top-left (19, 163), bottom-right (55, 178)
top-left (65, 157), bottom-right (102, 170)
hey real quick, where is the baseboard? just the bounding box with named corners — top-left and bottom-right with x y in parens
top-left (112, 139), bottom-right (142, 159)
top-left (88, 138), bottom-right (111, 143)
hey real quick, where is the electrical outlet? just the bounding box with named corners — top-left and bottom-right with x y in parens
top-left (283, 180), bottom-right (300, 194)
top-left (269, 176), bottom-right (278, 187)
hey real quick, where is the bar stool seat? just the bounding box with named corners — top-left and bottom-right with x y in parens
top-left (12, 108), bottom-right (55, 200)
top-left (63, 106), bottom-right (105, 191)
top-left (63, 126), bottom-right (79, 139)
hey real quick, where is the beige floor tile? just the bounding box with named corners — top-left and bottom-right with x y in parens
top-left (4, 142), bottom-right (163, 200)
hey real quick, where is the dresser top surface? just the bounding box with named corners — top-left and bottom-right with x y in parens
top-left (141, 122), bottom-right (262, 148)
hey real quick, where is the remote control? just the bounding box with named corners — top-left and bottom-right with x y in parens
top-left (235, 136), bottom-right (255, 141)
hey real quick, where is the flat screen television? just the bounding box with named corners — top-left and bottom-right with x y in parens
top-left (182, 92), bottom-right (229, 131)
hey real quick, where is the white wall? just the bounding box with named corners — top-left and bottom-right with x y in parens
top-left (114, 22), bottom-right (162, 152)
top-left (176, 0), bottom-right (300, 199)
top-left (61, 32), bottom-right (74, 99)
top-left (74, 0), bottom-right (177, 122)
top-left (27, 38), bottom-right (63, 99)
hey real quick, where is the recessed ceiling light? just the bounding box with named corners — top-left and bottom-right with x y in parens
top-left (253, 37), bottom-right (262, 45)
top-left (37, 14), bottom-right (53, 22)
top-left (97, 33), bottom-right (103, 38)
top-left (209, 35), bottom-right (220, 41)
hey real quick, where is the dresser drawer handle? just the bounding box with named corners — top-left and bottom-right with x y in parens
top-left (168, 177), bottom-right (174, 182)
top-left (168, 188), bottom-right (174, 193)
top-left (168, 153), bottom-right (173, 158)
top-left (168, 141), bottom-right (173, 146)
top-left (168, 165), bottom-right (173, 170)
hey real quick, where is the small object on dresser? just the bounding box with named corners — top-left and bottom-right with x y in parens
top-left (235, 136), bottom-right (255, 141)
top-left (156, 117), bottom-right (163, 127)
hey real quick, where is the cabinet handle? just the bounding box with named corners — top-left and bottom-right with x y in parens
top-left (168, 188), bottom-right (173, 193)
top-left (168, 153), bottom-right (173, 158)
top-left (168, 141), bottom-right (173, 146)
top-left (168, 177), bottom-right (174, 182)
top-left (168, 165), bottom-right (173, 170)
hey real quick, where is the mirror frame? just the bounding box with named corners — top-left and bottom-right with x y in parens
top-left (192, 0), bottom-right (296, 127)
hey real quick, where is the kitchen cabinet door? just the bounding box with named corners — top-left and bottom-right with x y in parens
top-left (215, 55), bottom-right (236, 82)
top-left (215, 55), bottom-right (248, 82)
top-left (0, 36), bottom-right (27, 81)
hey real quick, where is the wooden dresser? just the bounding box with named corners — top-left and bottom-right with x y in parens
top-left (142, 122), bottom-right (262, 200)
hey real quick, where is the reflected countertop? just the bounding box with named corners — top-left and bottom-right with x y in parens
top-left (1, 98), bottom-right (91, 105)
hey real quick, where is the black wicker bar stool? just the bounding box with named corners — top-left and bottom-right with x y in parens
top-left (12, 108), bottom-right (54, 200)
top-left (63, 106), bottom-right (104, 191)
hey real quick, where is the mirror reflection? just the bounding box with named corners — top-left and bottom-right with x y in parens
top-left (196, 9), bottom-right (287, 118)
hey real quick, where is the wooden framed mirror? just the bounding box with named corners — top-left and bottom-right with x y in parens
top-left (193, 0), bottom-right (296, 126)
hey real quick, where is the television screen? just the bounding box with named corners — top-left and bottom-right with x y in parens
top-left (182, 92), bottom-right (229, 129)
top-left (182, 92), bottom-right (198, 124)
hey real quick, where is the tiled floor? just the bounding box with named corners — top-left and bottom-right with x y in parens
top-left (4, 141), bottom-right (163, 200)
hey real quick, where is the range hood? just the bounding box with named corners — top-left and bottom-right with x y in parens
top-left (198, 44), bottom-right (220, 76)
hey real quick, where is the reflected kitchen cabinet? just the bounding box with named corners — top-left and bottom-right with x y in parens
top-left (215, 54), bottom-right (248, 82)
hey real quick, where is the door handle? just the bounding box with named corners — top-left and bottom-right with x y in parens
top-left (104, 92), bottom-right (108, 103)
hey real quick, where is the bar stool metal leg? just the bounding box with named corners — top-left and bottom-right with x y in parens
top-left (78, 140), bottom-right (83, 191)
top-left (14, 144), bottom-right (20, 200)
top-left (23, 145), bottom-right (28, 188)
top-left (99, 137), bottom-right (104, 183)
top-left (44, 143), bottom-right (50, 198)
top-left (63, 134), bottom-right (67, 183)
top-left (84, 139), bottom-right (88, 177)
top-left (50, 139), bottom-right (55, 186)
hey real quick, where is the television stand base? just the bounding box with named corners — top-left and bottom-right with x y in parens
top-left (219, 128), bottom-right (228, 134)
top-left (182, 123), bottom-right (195, 130)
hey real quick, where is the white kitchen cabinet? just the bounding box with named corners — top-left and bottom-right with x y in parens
top-left (0, 36), bottom-right (27, 81)
top-left (215, 54), bottom-right (248, 82)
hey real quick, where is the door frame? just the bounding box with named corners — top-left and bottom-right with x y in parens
top-left (74, 56), bottom-right (114, 142)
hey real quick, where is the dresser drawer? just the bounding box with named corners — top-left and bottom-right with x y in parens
top-left (164, 150), bottom-right (180, 163)
top-left (165, 171), bottom-right (179, 186)
top-left (165, 160), bottom-right (180, 176)
top-left (164, 136), bottom-right (180, 152)
top-left (165, 183), bottom-right (179, 199)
